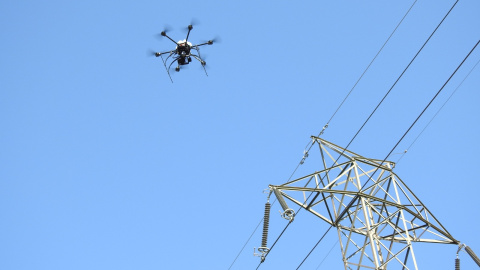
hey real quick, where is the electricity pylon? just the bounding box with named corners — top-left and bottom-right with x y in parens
top-left (269, 136), bottom-right (459, 269)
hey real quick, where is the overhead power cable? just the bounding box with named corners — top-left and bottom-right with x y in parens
top-left (396, 57), bottom-right (480, 164)
top-left (226, 217), bottom-right (263, 270)
top-left (254, 1), bottom-right (440, 269)
top-left (324, 0), bottom-right (418, 129)
top-left (295, 226), bottom-right (333, 269)
top-left (228, 1), bottom-right (419, 269)
top-left (330, 0), bottom-right (459, 162)
top-left (281, 5), bottom-right (462, 268)
top-left (294, 39), bottom-right (480, 269)
top-left (301, 0), bottom-right (419, 157)
top-left (315, 240), bottom-right (338, 269)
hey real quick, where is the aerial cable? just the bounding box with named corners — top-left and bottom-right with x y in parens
top-left (300, 0), bottom-right (418, 163)
top-left (333, 0), bottom-right (459, 162)
top-left (226, 217), bottom-right (263, 270)
top-left (297, 0), bottom-right (458, 227)
top-left (228, 1), bottom-right (420, 268)
top-left (380, 39), bottom-right (479, 168)
top-left (257, 0), bottom-right (460, 269)
top-left (255, 1), bottom-right (454, 265)
top-left (294, 39), bottom-right (480, 269)
top-left (295, 226), bottom-right (333, 270)
top-left (315, 240), bottom-right (338, 270)
top-left (324, 0), bottom-right (418, 129)
top-left (333, 37), bottom-right (480, 230)
top-left (396, 57), bottom-right (480, 164)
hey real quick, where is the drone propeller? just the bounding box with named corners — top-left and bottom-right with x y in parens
top-left (209, 36), bottom-right (221, 44)
top-left (196, 36), bottom-right (221, 46)
top-left (183, 18), bottom-right (199, 32)
top-left (154, 25), bottom-right (171, 40)
top-left (160, 25), bottom-right (172, 37)
top-left (146, 49), bottom-right (157, 57)
top-left (199, 54), bottom-right (208, 66)
top-left (156, 25), bottom-right (178, 45)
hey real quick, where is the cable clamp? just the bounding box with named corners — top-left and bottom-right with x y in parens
top-left (319, 124), bottom-right (329, 136)
top-left (300, 150), bottom-right (309, 165)
top-left (254, 247), bottom-right (270, 262)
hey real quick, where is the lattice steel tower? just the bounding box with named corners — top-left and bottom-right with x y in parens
top-left (263, 136), bottom-right (465, 269)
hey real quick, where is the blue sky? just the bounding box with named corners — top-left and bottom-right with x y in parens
top-left (1, 0), bottom-right (479, 269)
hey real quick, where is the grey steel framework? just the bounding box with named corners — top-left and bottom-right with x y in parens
top-left (270, 136), bottom-right (459, 270)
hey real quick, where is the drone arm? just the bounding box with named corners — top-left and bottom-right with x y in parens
top-left (192, 40), bottom-right (214, 47)
top-left (156, 50), bottom-right (175, 57)
top-left (161, 33), bottom-right (178, 45)
top-left (193, 43), bottom-right (208, 47)
top-left (190, 54), bottom-right (203, 63)
top-left (185, 25), bottom-right (193, 43)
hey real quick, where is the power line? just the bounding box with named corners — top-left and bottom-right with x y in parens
top-left (335, 0), bottom-right (459, 162)
top-left (289, 4), bottom-right (461, 265)
top-left (294, 38), bottom-right (480, 269)
top-left (283, 1), bottom-right (461, 267)
top-left (295, 226), bottom-right (333, 270)
top-left (253, 1), bottom-right (439, 268)
top-left (315, 240), bottom-right (338, 269)
top-left (226, 216), bottom-right (263, 270)
top-left (396, 57), bottom-right (480, 164)
top-left (228, 1), bottom-right (427, 269)
top-left (324, 0), bottom-right (418, 128)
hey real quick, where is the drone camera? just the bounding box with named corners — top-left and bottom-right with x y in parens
top-left (175, 67), bottom-right (180, 72)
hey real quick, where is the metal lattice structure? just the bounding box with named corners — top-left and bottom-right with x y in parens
top-left (270, 136), bottom-right (459, 270)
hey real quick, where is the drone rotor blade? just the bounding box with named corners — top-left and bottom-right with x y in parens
top-left (160, 25), bottom-right (172, 36)
top-left (190, 18), bottom-right (199, 26)
top-left (183, 18), bottom-right (199, 32)
top-left (146, 49), bottom-right (157, 57)
top-left (154, 25), bottom-right (171, 40)
top-left (197, 36), bottom-right (221, 46)
top-left (198, 53), bottom-right (208, 64)
top-left (156, 25), bottom-right (178, 45)
top-left (209, 36), bottom-right (221, 44)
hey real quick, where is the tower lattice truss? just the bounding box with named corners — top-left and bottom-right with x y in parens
top-left (271, 136), bottom-right (458, 270)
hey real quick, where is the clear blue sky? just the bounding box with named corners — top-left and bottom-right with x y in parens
top-left (1, 1), bottom-right (479, 269)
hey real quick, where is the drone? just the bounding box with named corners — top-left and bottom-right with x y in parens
top-left (153, 24), bottom-right (215, 82)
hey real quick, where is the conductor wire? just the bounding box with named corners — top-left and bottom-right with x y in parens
top-left (255, 1), bottom-right (455, 267)
top-left (301, 0), bottom-right (418, 163)
top-left (229, 1), bottom-right (418, 269)
top-left (289, 5), bottom-right (461, 266)
top-left (295, 39), bottom-right (480, 269)
top-left (324, 0), bottom-right (418, 128)
top-left (396, 57), bottom-right (480, 164)
top-left (338, 0), bottom-right (458, 160)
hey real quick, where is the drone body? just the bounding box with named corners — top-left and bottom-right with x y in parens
top-left (153, 24), bottom-right (215, 82)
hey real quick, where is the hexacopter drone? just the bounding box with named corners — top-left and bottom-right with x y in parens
top-left (152, 24), bottom-right (215, 82)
